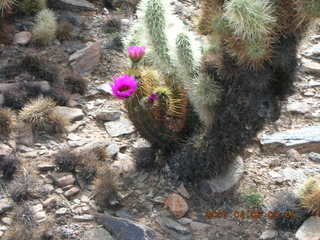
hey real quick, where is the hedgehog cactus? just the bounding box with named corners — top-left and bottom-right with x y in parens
top-left (300, 177), bottom-right (320, 216)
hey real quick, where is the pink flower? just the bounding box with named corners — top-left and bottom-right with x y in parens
top-left (128, 46), bottom-right (146, 62)
top-left (110, 75), bottom-right (138, 99)
top-left (148, 93), bottom-right (159, 104)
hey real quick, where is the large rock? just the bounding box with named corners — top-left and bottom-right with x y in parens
top-left (13, 31), bottom-right (32, 45)
top-left (295, 216), bottom-right (320, 240)
top-left (104, 117), bottom-right (135, 137)
top-left (96, 214), bottom-right (157, 240)
top-left (286, 102), bottom-right (312, 114)
top-left (53, 106), bottom-right (84, 122)
top-left (260, 126), bottom-right (320, 153)
top-left (82, 228), bottom-right (114, 240)
top-left (165, 193), bottom-right (189, 218)
top-left (198, 156), bottom-right (244, 202)
top-left (301, 58), bottom-right (320, 75)
top-left (302, 43), bottom-right (320, 61)
top-left (69, 42), bottom-right (101, 75)
top-left (49, 0), bottom-right (95, 11)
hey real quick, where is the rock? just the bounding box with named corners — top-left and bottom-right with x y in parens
top-left (53, 106), bottom-right (84, 122)
top-left (198, 156), bottom-right (244, 202)
top-left (34, 211), bottom-right (47, 222)
top-left (2, 217), bottom-right (12, 225)
top-left (0, 144), bottom-right (12, 156)
top-left (287, 102), bottom-right (312, 114)
top-left (260, 126), bottom-right (320, 153)
top-left (268, 170), bottom-right (283, 180)
top-left (49, 0), bottom-right (96, 11)
top-left (96, 214), bottom-right (157, 240)
top-left (104, 117), bottom-right (135, 137)
top-left (178, 218), bottom-right (193, 225)
top-left (43, 196), bottom-right (57, 208)
top-left (38, 163), bottom-right (56, 171)
top-left (82, 228), bottom-right (114, 240)
top-left (296, 216), bottom-right (320, 240)
top-left (64, 187), bottom-right (80, 197)
top-left (165, 193), bottom-right (189, 218)
top-left (309, 152), bottom-right (320, 163)
top-left (302, 43), bottom-right (320, 61)
top-left (106, 142), bottom-right (119, 157)
top-left (97, 83), bottom-right (113, 95)
top-left (56, 208), bottom-right (68, 216)
top-left (57, 175), bottom-right (75, 187)
top-left (32, 204), bottom-right (43, 213)
top-left (73, 214), bottom-right (94, 222)
top-left (70, 42), bottom-right (101, 75)
top-left (301, 58), bottom-right (320, 75)
top-left (111, 153), bottom-right (136, 175)
top-left (13, 31), bottom-right (31, 45)
top-left (0, 199), bottom-right (12, 214)
top-left (95, 111), bottom-right (121, 122)
top-left (281, 167), bottom-right (306, 182)
top-left (287, 149), bottom-right (302, 162)
top-left (260, 230), bottom-right (278, 240)
top-left (190, 221), bottom-right (211, 239)
top-left (177, 184), bottom-right (190, 199)
top-left (158, 216), bottom-right (191, 235)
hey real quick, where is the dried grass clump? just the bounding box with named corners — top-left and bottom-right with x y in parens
top-left (0, 108), bottom-right (15, 139)
top-left (93, 167), bottom-right (119, 209)
top-left (56, 20), bottom-right (73, 41)
top-left (0, 154), bottom-right (20, 180)
top-left (8, 174), bottom-right (38, 202)
top-left (32, 9), bottom-right (57, 46)
top-left (75, 151), bottom-right (100, 183)
top-left (54, 148), bottom-right (78, 172)
top-left (19, 0), bottom-right (46, 15)
top-left (63, 73), bottom-right (88, 95)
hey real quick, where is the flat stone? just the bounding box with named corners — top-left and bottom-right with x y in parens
top-left (281, 167), bottom-right (306, 182)
top-left (13, 31), bottom-right (31, 45)
top-left (287, 102), bottom-right (312, 114)
top-left (309, 152), bottom-right (320, 163)
top-left (34, 211), bottom-right (47, 222)
top-left (64, 187), bottom-right (80, 197)
top-left (301, 58), bottom-right (320, 75)
top-left (82, 228), bottom-right (114, 240)
top-left (43, 196), bottom-right (57, 208)
top-left (165, 193), bottom-right (189, 218)
top-left (2, 217), bottom-right (12, 225)
top-left (53, 106), bottom-right (84, 122)
top-left (57, 175), bottom-right (75, 187)
top-left (296, 216), bottom-right (320, 240)
top-left (260, 230), bottom-right (278, 240)
top-left (190, 221), bottom-right (211, 238)
top-left (0, 144), bottom-right (12, 156)
top-left (32, 204), bottom-right (43, 213)
top-left (96, 214), bottom-right (157, 240)
top-left (302, 43), bottom-right (320, 61)
top-left (260, 126), bottom-right (320, 153)
top-left (50, 0), bottom-right (96, 11)
top-left (0, 199), bottom-right (12, 214)
top-left (104, 117), bottom-right (135, 137)
top-left (97, 83), bottom-right (113, 95)
top-left (73, 214), bottom-right (94, 222)
top-left (198, 156), bottom-right (244, 202)
top-left (95, 111), bottom-right (121, 122)
top-left (157, 216), bottom-right (191, 235)
top-left (106, 142), bottom-right (119, 157)
top-left (56, 207), bottom-right (68, 216)
top-left (111, 153), bottom-right (136, 175)
top-left (38, 163), bottom-right (56, 171)
top-left (70, 42), bottom-right (101, 75)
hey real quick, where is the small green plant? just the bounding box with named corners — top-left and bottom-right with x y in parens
top-left (32, 9), bottom-right (57, 46)
top-left (19, 0), bottom-right (46, 15)
top-left (241, 188), bottom-right (263, 208)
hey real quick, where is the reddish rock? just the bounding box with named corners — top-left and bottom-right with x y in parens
top-left (13, 31), bottom-right (32, 45)
top-left (69, 42), bottom-right (101, 75)
top-left (64, 187), bottom-right (80, 197)
top-left (57, 175), bottom-right (75, 187)
top-left (43, 197), bottom-right (57, 209)
top-left (165, 193), bottom-right (189, 218)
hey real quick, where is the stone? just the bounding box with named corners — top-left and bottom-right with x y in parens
top-left (97, 83), bottom-right (113, 95)
top-left (190, 221), bottom-right (211, 238)
top-left (177, 184), bottom-right (190, 199)
top-left (0, 199), bottom-right (12, 214)
top-left (296, 216), bottom-right (320, 240)
top-left (56, 208), bottom-right (68, 216)
top-left (73, 214), bottom-right (94, 221)
top-left (43, 196), bottom-right (57, 208)
top-left (178, 218), bottom-right (193, 225)
top-left (260, 230), bottom-right (278, 240)
top-left (104, 117), bottom-right (135, 137)
top-left (38, 163), bottom-right (56, 171)
top-left (301, 58), bottom-right (320, 75)
top-left (49, 0), bottom-right (96, 11)
top-left (165, 193), bottom-right (189, 218)
top-left (57, 175), bottom-right (75, 187)
top-left (111, 153), bottom-right (136, 175)
top-left (82, 228), bottom-right (114, 240)
top-left (2, 217), bottom-right (12, 225)
top-left (95, 111), bottom-right (121, 122)
top-left (64, 187), bottom-right (80, 197)
top-left (34, 211), bottom-right (47, 222)
top-left (158, 216), bottom-right (191, 235)
top-left (302, 43), bottom-right (320, 61)
top-left (282, 167), bottom-right (306, 182)
top-left (106, 142), bottom-right (119, 157)
top-left (32, 204), bottom-right (43, 213)
top-left (309, 152), bottom-right (320, 163)
top-left (53, 106), bottom-right (84, 122)
top-left (96, 214), bottom-right (157, 240)
top-left (260, 126), bottom-right (320, 153)
top-left (0, 144), bottom-right (12, 156)
top-left (287, 149), bottom-right (302, 162)
top-left (287, 102), bottom-right (312, 114)
top-left (198, 156), bottom-right (244, 202)
top-left (70, 42), bottom-right (101, 75)
top-left (13, 31), bottom-right (31, 45)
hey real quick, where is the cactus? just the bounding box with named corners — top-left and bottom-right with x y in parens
top-left (0, 0), bottom-right (16, 16)
top-left (32, 9), bottom-right (57, 46)
top-left (300, 177), bottom-right (320, 216)
top-left (19, 0), bottom-right (46, 15)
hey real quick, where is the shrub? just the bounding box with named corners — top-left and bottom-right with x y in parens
top-left (32, 9), bottom-right (57, 46)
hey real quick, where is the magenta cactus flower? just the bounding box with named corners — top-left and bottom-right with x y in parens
top-left (110, 75), bottom-right (138, 99)
top-left (128, 46), bottom-right (146, 62)
top-left (148, 93), bottom-right (159, 104)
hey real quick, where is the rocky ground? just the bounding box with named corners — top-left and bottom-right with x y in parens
top-left (0, 0), bottom-right (320, 239)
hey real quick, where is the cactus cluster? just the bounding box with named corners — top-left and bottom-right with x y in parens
top-left (111, 0), bottom-right (319, 183)
top-left (32, 9), bottom-right (57, 46)
top-left (300, 177), bottom-right (320, 216)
